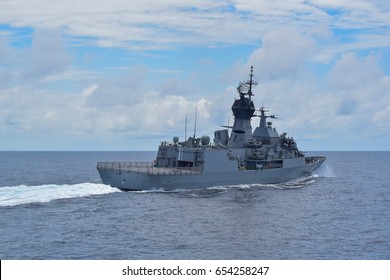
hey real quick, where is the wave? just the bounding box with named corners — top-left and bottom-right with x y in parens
top-left (131, 175), bottom-right (319, 196)
top-left (207, 175), bottom-right (318, 191)
top-left (0, 183), bottom-right (120, 207)
top-left (314, 164), bottom-right (336, 178)
top-left (277, 175), bottom-right (317, 189)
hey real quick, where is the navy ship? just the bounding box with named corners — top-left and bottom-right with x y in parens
top-left (97, 67), bottom-right (325, 191)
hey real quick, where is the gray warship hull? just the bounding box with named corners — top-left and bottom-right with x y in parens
top-left (97, 152), bottom-right (325, 191)
top-left (97, 66), bottom-right (326, 191)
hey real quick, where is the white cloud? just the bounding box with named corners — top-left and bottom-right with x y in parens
top-left (224, 30), bottom-right (390, 150)
top-left (247, 27), bottom-right (316, 80)
top-left (0, 28), bottom-right (72, 87)
top-left (85, 66), bottom-right (149, 108)
top-left (1, 1), bottom-right (390, 150)
top-left (24, 29), bottom-right (72, 79)
top-left (328, 52), bottom-right (383, 89)
top-left (0, 37), bottom-right (15, 64)
top-left (83, 88), bottom-right (213, 138)
top-left (1, 0), bottom-right (390, 51)
top-left (0, 72), bottom-right (214, 147)
top-left (373, 101), bottom-right (390, 134)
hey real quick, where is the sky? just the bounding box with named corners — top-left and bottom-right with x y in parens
top-left (1, 0), bottom-right (390, 151)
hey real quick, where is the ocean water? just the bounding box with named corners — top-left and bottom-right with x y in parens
top-left (0, 151), bottom-right (389, 260)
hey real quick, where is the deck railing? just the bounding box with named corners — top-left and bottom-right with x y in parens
top-left (305, 156), bottom-right (326, 165)
top-left (97, 161), bottom-right (203, 176)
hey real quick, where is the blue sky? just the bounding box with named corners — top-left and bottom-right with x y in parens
top-left (1, 0), bottom-right (390, 151)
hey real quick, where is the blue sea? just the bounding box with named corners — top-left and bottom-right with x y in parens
top-left (0, 151), bottom-right (389, 260)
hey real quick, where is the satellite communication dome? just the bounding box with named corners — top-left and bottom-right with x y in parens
top-left (201, 135), bottom-right (210, 145)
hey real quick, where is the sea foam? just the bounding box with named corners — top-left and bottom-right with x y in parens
top-left (0, 183), bottom-right (120, 207)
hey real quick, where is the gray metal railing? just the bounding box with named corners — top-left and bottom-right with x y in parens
top-left (305, 156), bottom-right (326, 165)
top-left (97, 161), bottom-right (203, 176)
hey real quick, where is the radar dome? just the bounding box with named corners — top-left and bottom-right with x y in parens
top-left (173, 136), bottom-right (179, 143)
top-left (201, 135), bottom-right (210, 146)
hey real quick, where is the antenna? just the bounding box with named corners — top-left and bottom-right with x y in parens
top-left (193, 107), bottom-right (198, 139)
top-left (237, 65), bottom-right (258, 99)
top-left (185, 114), bottom-right (187, 140)
top-left (248, 65), bottom-right (254, 96)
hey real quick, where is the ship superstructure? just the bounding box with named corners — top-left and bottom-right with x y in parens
top-left (97, 67), bottom-right (325, 191)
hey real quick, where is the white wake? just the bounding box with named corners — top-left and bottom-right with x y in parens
top-left (0, 183), bottom-right (120, 207)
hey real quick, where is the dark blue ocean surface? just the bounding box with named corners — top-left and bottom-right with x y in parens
top-left (0, 151), bottom-right (389, 259)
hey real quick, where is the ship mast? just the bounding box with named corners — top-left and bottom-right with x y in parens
top-left (228, 66), bottom-right (257, 148)
top-left (237, 65), bottom-right (258, 99)
top-left (248, 65), bottom-right (255, 98)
